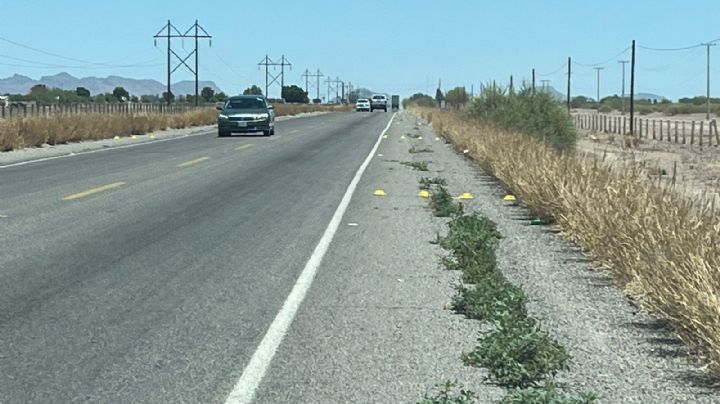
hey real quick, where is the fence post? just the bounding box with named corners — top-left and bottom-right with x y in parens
top-left (700, 121), bottom-right (704, 148)
top-left (682, 121), bottom-right (686, 144)
top-left (691, 121), bottom-right (695, 145)
top-left (1, 105), bottom-right (4, 119)
top-left (714, 120), bottom-right (720, 146)
top-left (674, 121), bottom-right (678, 143)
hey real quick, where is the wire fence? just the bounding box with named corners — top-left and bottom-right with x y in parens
top-left (0, 103), bottom-right (207, 120)
top-left (573, 113), bottom-right (720, 147)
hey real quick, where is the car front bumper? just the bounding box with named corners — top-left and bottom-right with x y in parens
top-left (218, 119), bottom-right (272, 132)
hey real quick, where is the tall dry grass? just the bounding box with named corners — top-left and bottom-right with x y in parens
top-left (0, 103), bottom-right (351, 152)
top-left (420, 108), bottom-right (720, 372)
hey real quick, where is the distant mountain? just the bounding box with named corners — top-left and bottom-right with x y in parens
top-left (539, 86), bottom-right (565, 102)
top-left (0, 72), bottom-right (223, 96)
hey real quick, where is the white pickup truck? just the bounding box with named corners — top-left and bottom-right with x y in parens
top-left (370, 94), bottom-right (388, 112)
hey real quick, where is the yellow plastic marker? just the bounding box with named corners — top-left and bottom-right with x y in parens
top-left (463, 149), bottom-right (470, 154)
top-left (418, 190), bottom-right (430, 198)
top-left (457, 192), bottom-right (474, 200)
top-left (400, 136), bottom-right (406, 139)
top-left (503, 195), bottom-right (517, 202)
top-left (418, 136), bottom-right (423, 140)
top-left (149, 134), bottom-right (156, 139)
top-left (382, 135), bottom-right (388, 139)
top-left (113, 135), bottom-right (120, 140)
top-left (131, 135), bottom-right (137, 139)
top-left (373, 189), bottom-right (387, 196)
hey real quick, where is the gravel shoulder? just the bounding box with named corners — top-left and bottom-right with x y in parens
top-left (256, 110), bottom-right (719, 403)
top-left (412, 112), bottom-right (718, 403)
top-left (253, 112), bottom-right (504, 403)
top-left (0, 111), bottom-right (329, 167)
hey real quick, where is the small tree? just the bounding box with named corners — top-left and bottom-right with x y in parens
top-left (112, 86), bottom-right (130, 102)
top-left (281, 85), bottom-right (309, 103)
top-left (243, 85), bottom-right (263, 95)
top-left (30, 84), bottom-right (49, 95)
top-left (201, 86), bottom-right (215, 102)
top-left (435, 88), bottom-right (445, 108)
top-left (75, 87), bottom-right (91, 98)
top-left (215, 92), bottom-right (228, 102)
top-left (162, 91), bottom-right (175, 103)
top-left (445, 87), bottom-right (468, 109)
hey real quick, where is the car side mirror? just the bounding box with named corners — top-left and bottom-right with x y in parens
top-left (215, 105), bottom-right (223, 111)
top-left (268, 105), bottom-right (274, 109)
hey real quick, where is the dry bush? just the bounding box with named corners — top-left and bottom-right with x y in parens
top-left (0, 104), bottom-right (350, 152)
top-left (420, 108), bottom-right (720, 372)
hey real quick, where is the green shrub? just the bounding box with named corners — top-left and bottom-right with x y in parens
top-left (452, 273), bottom-right (528, 321)
top-left (419, 177), bottom-right (447, 189)
top-left (418, 381), bottom-right (476, 404)
top-left (501, 386), bottom-right (597, 404)
top-left (463, 316), bottom-right (571, 388)
top-left (467, 85), bottom-right (577, 152)
top-left (430, 186), bottom-right (463, 217)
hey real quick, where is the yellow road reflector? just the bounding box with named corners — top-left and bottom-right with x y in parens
top-left (503, 195), bottom-right (517, 202)
top-left (149, 134), bottom-right (156, 139)
top-left (177, 156), bottom-right (210, 168)
top-left (400, 136), bottom-right (406, 139)
top-left (435, 137), bottom-right (440, 141)
top-left (457, 192), bottom-right (474, 200)
top-left (418, 190), bottom-right (430, 198)
top-left (131, 135), bottom-right (137, 139)
top-left (63, 182), bottom-right (125, 201)
top-left (373, 189), bottom-right (387, 196)
top-left (463, 149), bottom-right (470, 154)
top-left (418, 136), bottom-right (423, 140)
top-left (235, 144), bottom-right (254, 151)
top-left (382, 135), bottom-right (388, 139)
top-left (113, 135), bottom-right (120, 140)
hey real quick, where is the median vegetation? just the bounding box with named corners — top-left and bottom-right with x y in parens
top-left (419, 101), bottom-right (720, 376)
top-left (419, 178), bottom-right (595, 403)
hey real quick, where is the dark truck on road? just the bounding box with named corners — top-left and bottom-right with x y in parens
top-left (391, 95), bottom-right (400, 111)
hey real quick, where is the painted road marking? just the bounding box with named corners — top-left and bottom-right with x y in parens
top-left (288, 129), bottom-right (300, 134)
top-left (177, 156), bottom-right (209, 168)
top-left (62, 182), bottom-right (125, 201)
top-left (235, 144), bottom-right (254, 151)
top-left (225, 112), bottom-right (398, 404)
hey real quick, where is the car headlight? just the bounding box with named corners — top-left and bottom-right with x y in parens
top-left (256, 113), bottom-right (269, 120)
top-left (219, 114), bottom-right (228, 120)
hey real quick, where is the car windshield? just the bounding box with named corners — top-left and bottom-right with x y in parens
top-left (226, 98), bottom-right (266, 109)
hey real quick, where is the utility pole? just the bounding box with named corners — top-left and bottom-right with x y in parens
top-left (701, 42), bottom-right (716, 120)
top-left (301, 69), bottom-right (324, 102)
top-left (258, 55), bottom-right (292, 99)
top-left (325, 76), bottom-right (342, 103)
top-left (567, 57), bottom-right (571, 112)
top-left (594, 67), bottom-right (604, 113)
top-left (509, 75), bottom-right (514, 92)
top-left (630, 40), bottom-right (636, 134)
top-left (532, 68), bottom-right (536, 94)
top-left (153, 20), bottom-right (211, 106)
top-left (618, 60), bottom-right (629, 115)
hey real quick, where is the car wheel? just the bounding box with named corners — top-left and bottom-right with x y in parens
top-left (270, 128), bottom-right (275, 136)
top-left (218, 130), bottom-right (230, 137)
top-left (263, 130), bottom-right (271, 137)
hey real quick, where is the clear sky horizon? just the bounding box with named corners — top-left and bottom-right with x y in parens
top-left (1, 0), bottom-right (719, 101)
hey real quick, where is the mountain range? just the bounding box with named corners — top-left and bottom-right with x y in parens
top-left (542, 86), bottom-right (666, 102)
top-left (0, 72), bottom-right (224, 96)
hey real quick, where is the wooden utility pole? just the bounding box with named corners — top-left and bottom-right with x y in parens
top-left (630, 40), bottom-right (636, 134)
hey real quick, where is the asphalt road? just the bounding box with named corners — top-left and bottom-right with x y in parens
top-left (0, 111), bottom-right (393, 403)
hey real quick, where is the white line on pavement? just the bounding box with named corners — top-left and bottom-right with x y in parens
top-left (224, 112), bottom-right (397, 404)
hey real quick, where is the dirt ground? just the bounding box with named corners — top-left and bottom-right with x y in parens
top-left (575, 127), bottom-right (720, 205)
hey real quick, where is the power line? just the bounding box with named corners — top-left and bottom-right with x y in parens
top-left (638, 43), bottom-right (704, 52)
top-left (573, 46), bottom-right (631, 67)
top-left (538, 63), bottom-right (566, 76)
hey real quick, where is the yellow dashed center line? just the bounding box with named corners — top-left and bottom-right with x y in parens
top-left (235, 144), bottom-right (254, 151)
top-left (177, 156), bottom-right (210, 168)
top-left (63, 182), bottom-right (125, 201)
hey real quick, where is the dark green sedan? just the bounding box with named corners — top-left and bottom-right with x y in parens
top-left (216, 95), bottom-right (275, 137)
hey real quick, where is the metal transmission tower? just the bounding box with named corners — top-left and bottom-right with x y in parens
top-left (153, 20), bottom-right (212, 105)
top-left (324, 76), bottom-right (343, 103)
top-left (258, 55), bottom-right (292, 99)
top-left (301, 69), bottom-right (324, 102)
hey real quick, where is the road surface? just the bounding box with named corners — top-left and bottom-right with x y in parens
top-left (0, 112), bottom-right (392, 403)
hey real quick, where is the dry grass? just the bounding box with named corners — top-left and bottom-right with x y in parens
top-left (0, 103), bottom-right (351, 152)
top-left (419, 108), bottom-right (720, 373)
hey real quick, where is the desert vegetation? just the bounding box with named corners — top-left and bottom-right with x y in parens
top-left (419, 102), bottom-right (720, 376)
top-left (0, 103), bottom-right (350, 152)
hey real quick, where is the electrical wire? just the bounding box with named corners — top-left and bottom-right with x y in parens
top-left (538, 62), bottom-right (566, 76)
top-left (573, 46), bottom-right (631, 67)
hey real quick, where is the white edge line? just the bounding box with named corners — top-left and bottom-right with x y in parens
top-left (224, 112), bottom-right (397, 404)
top-left (0, 112), bottom-right (322, 169)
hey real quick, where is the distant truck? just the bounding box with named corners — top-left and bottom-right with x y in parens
top-left (370, 94), bottom-right (388, 112)
top-left (391, 95), bottom-right (400, 111)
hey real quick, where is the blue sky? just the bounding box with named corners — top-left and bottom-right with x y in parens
top-left (0, 0), bottom-right (719, 100)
